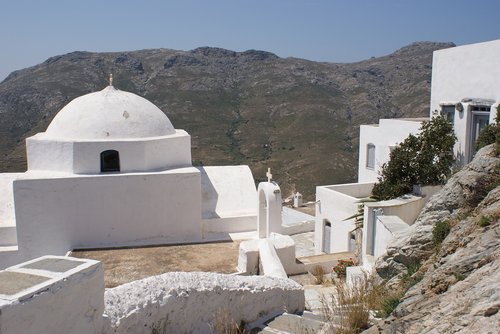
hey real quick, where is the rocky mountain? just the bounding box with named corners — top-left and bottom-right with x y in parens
top-left (367, 144), bottom-right (500, 333)
top-left (0, 42), bottom-right (454, 198)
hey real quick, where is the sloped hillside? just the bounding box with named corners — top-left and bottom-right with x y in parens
top-left (0, 42), bottom-right (453, 197)
top-left (367, 144), bottom-right (500, 333)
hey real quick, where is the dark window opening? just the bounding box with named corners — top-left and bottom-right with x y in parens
top-left (100, 150), bottom-right (120, 172)
top-left (441, 105), bottom-right (455, 124)
top-left (471, 106), bottom-right (491, 112)
top-left (366, 143), bottom-right (375, 169)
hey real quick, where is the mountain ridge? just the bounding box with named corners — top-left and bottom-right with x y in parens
top-left (0, 41), bottom-right (455, 198)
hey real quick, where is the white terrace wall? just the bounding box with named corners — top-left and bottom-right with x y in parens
top-left (104, 272), bottom-right (304, 334)
top-left (9, 168), bottom-right (201, 267)
top-left (199, 165), bottom-right (257, 234)
top-left (358, 118), bottom-right (423, 183)
top-left (0, 256), bottom-right (104, 334)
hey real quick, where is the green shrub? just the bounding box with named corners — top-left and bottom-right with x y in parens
top-left (478, 216), bottom-right (491, 227)
top-left (372, 116), bottom-right (456, 200)
top-left (454, 272), bottom-right (466, 281)
top-left (400, 261), bottom-right (423, 288)
top-left (432, 220), bottom-right (451, 248)
top-left (380, 296), bottom-right (401, 317)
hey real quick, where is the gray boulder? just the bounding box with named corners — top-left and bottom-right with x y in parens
top-left (375, 144), bottom-right (499, 282)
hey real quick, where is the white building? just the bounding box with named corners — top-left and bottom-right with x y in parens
top-left (316, 39), bottom-right (500, 270)
top-left (0, 84), bottom-right (257, 269)
top-left (358, 118), bottom-right (425, 183)
top-left (430, 39), bottom-right (500, 165)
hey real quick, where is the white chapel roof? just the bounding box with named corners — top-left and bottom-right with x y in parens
top-left (46, 86), bottom-right (175, 140)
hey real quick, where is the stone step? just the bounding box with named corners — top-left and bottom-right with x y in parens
top-left (300, 310), bottom-right (326, 322)
top-left (257, 312), bottom-right (326, 334)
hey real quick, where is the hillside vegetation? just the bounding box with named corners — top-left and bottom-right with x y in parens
top-left (0, 42), bottom-right (453, 198)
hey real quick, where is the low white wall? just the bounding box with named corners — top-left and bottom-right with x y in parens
top-left (9, 168), bottom-right (202, 267)
top-left (202, 215), bottom-right (256, 235)
top-left (238, 234), bottom-right (305, 276)
top-left (0, 256), bottom-right (104, 334)
top-left (198, 165), bottom-right (257, 234)
top-left (373, 218), bottom-right (395, 258)
top-left (0, 174), bottom-right (20, 229)
top-left (366, 196), bottom-right (423, 226)
top-left (103, 272), bottom-right (305, 334)
top-left (0, 226), bottom-right (17, 246)
top-left (258, 240), bottom-right (287, 278)
top-left (281, 220), bottom-right (315, 236)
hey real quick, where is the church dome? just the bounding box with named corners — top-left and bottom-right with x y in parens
top-left (46, 86), bottom-right (176, 140)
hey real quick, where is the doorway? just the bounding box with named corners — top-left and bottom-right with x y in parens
top-left (323, 220), bottom-right (331, 253)
top-left (469, 111), bottom-right (490, 161)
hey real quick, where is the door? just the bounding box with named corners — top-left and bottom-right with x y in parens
top-left (369, 208), bottom-right (383, 256)
top-left (469, 113), bottom-right (490, 160)
top-left (323, 220), bottom-right (331, 253)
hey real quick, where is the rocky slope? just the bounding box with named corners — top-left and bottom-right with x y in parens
top-left (0, 42), bottom-right (454, 197)
top-left (368, 144), bottom-right (500, 333)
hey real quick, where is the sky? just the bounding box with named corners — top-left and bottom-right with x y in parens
top-left (1, 0), bottom-right (500, 81)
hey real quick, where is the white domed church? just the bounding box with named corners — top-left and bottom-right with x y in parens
top-left (0, 83), bottom-right (257, 269)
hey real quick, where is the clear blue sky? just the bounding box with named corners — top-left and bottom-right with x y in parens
top-left (1, 0), bottom-right (499, 80)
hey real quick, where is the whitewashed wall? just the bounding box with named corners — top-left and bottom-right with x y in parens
top-left (430, 40), bottom-right (500, 116)
top-left (10, 168), bottom-right (201, 265)
top-left (27, 130), bottom-right (192, 174)
top-left (315, 182), bottom-right (374, 254)
top-left (199, 165), bottom-right (257, 233)
top-left (0, 256), bottom-right (104, 334)
top-left (104, 272), bottom-right (304, 334)
top-left (430, 40), bottom-right (500, 164)
top-left (358, 119), bottom-right (423, 183)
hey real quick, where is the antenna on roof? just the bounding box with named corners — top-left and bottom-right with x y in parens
top-left (109, 73), bottom-right (113, 86)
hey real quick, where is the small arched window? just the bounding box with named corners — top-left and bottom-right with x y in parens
top-left (366, 143), bottom-right (375, 169)
top-left (100, 150), bottom-right (120, 172)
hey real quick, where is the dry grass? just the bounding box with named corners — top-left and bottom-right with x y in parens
top-left (320, 273), bottom-right (405, 333)
top-left (210, 308), bottom-right (248, 334)
top-left (321, 277), bottom-right (371, 334)
top-left (311, 265), bottom-right (327, 285)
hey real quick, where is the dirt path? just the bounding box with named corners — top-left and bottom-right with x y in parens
top-left (71, 241), bottom-right (240, 288)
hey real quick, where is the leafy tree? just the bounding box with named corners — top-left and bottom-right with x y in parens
top-left (372, 116), bottom-right (456, 200)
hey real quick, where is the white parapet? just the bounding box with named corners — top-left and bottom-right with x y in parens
top-left (0, 256), bottom-right (104, 334)
top-left (238, 233), bottom-right (306, 276)
top-left (104, 271), bottom-right (305, 333)
top-left (258, 239), bottom-right (287, 278)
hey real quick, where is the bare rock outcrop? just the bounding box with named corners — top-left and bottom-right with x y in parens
top-left (367, 144), bottom-right (500, 333)
top-left (375, 144), bottom-right (499, 282)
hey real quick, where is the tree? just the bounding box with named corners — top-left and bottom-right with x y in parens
top-left (372, 116), bottom-right (456, 200)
